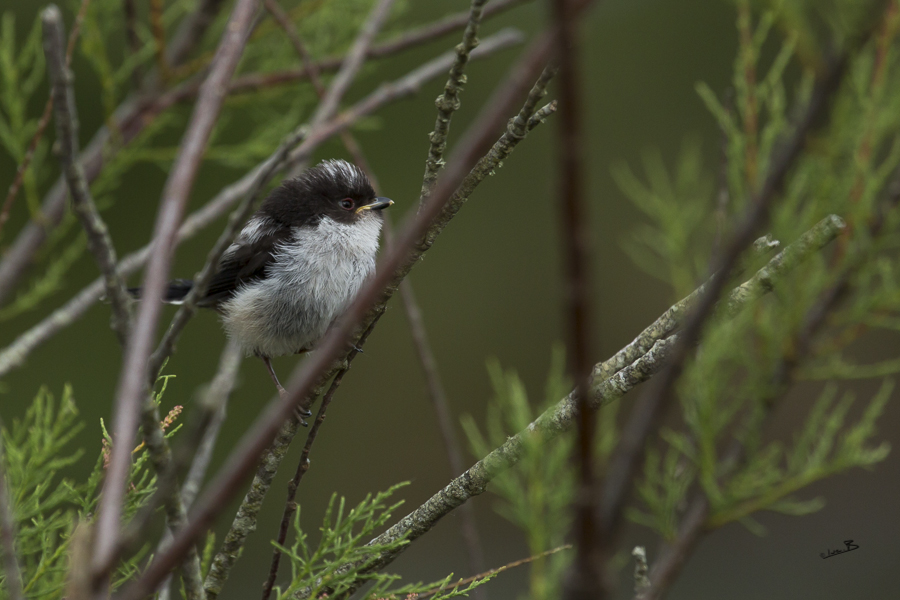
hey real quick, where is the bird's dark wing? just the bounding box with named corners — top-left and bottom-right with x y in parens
top-left (199, 221), bottom-right (293, 307)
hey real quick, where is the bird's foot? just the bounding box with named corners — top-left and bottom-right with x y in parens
top-left (294, 405), bottom-right (311, 427)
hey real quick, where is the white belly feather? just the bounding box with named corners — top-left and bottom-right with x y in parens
top-left (220, 215), bottom-right (381, 357)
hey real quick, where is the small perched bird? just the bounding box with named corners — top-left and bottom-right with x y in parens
top-left (138, 159), bottom-right (392, 400)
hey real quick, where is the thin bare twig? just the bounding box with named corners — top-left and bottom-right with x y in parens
top-left (0, 0), bottom-right (91, 241)
top-left (258, 320), bottom-right (377, 600)
top-left (42, 6), bottom-right (132, 347)
top-left (117, 24), bottom-right (559, 600)
top-left (399, 278), bottom-right (487, 577)
top-left (420, 0), bottom-right (489, 199)
top-left (92, 0), bottom-right (260, 585)
top-left (548, 0), bottom-right (601, 596)
top-left (418, 545), bottom-right (572, 599)
top-left (285, 0), bottom-right (397, 177)
top-left (0, 32), bottom-right (519, 382)
top-left (0, 426), bottom-right (25, 600)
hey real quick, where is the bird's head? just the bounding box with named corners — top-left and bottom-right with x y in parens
top-left (261, 159), bottom-right (393, 228)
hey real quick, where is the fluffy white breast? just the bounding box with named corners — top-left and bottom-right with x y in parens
top-left (221, 214), bottom-right (382, 358)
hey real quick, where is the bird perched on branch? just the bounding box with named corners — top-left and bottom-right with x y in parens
top-left (133, 159), bottom-right (392, 404)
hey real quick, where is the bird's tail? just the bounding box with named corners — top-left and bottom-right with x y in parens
top-left (128, 279), bottom-right (194, 305)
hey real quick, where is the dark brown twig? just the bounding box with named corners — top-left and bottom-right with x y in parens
top-left (258, 320), bottom-right (378, 600)
top-left (0, 426), bottom-right (25, 600)
top-left (42, 6), bottom-right (132, 347)
top-left (92, 0), bottom-right (260, 584)
top-left (552, 0), bottom-right (599, 597)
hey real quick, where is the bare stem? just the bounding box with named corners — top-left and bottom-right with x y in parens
top-left (421, 0), bottom-right (489, 200)
top-left (547, 0), bottom-right (601, 596)
top-left (42, 5), bottom-right (132, 347)
top-left (92, 0), bottom-right (260, 586)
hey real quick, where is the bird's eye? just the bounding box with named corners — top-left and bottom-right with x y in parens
top-left (340, 198), bottom-right (354, 210)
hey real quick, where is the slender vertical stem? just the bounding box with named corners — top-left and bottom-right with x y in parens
top-left (43, 5), bottom-right (132, 347)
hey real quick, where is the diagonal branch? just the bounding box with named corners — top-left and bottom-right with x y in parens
top-left (92, 0), bottom-right (261, 584)
top-left (42, 6), bottom-right (132, 347)
top-left (206, 53), bottom-right (558, 600)
top-left (116, 26), bottom-right (560, 600)
top-left (597, 45), bottom-right (856, 546)
top-left (293, 215), bottom-right (845, 595)
top-left (285, 0), bottom-right (397, 177)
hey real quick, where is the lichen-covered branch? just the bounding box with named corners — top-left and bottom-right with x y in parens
top-left (287, 215), bottom-right (845, 596)
top-left (596, 214), bottom-right (846, 382)
top-left (42, 6), bottom-right (132, 347)
top-left (421, 0), bottom-right (489, 199)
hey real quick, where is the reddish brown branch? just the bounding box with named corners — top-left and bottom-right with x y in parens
top-left (550, 0), bottom-right (601, 596)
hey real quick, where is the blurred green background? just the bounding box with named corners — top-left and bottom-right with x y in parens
top-left (1, 0), bottom-right (898, 598)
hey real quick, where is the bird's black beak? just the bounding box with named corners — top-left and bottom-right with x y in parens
top-left (356, 196), bottom-right (393, 214)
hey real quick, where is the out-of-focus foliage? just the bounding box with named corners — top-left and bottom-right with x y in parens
top-left (463, 347), bottom-right (619, 600)
top-left (616, 0), bottom-right (897, 539)
top-left (0, 378), bottom-right (182, 600)
top-left (273, 483), bottom-right (492, 600)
